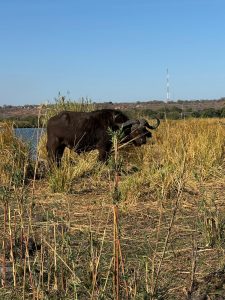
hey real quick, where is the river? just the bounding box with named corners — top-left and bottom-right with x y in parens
top-left (14, 128), bottom-right (45, 158)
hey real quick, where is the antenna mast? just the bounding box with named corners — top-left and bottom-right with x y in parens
top-left (166, 68), bottom-right (170, 103)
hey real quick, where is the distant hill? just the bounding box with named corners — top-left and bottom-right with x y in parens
top-left (1, 98), bottom-right (225, 119)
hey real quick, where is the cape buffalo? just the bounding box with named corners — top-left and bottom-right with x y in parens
top-left (46, 109), bottom-right (160, 166)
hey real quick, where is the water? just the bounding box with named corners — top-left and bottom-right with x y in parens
top-left (14, 128), bottom-right (45, 158)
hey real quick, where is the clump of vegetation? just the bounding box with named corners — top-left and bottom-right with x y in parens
top-left (41, 95), bottom-right (95, 127)
top-left (0, 122), bottom-right (31, 187)
top-left (0, 115), bottom-right (40, 128)
top-left (47, 149), bottom-right (99, 193)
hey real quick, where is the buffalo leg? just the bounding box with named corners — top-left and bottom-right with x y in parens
top-left (97, 144), bottom-right (111, 162)
top-left (55, 145), bottom-right (65, 167)
top-left (46, 140), bottom-right (58, 165)
top-left (46, 138), bottom-right (65, 167)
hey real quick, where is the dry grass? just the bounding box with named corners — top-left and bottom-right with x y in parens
top-left (0, 122), bottom-right (30, 187)
top-left (0, 110), bottom-right (225, 299)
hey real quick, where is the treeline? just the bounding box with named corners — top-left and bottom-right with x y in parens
top-left (0, 115), bottom-right (43, 128)
top-left (126, 106), bottom-right (225, 120)
top-left (1, 106), bottom-right (225, 128)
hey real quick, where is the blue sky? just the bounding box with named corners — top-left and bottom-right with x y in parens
top-left (0, 0), bottom-right (225, 105)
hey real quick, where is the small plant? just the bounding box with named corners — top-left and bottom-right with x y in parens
top-left (198, 195), bottom-right (225, 248)
top-left (109, 129), bottom-right (129, 299)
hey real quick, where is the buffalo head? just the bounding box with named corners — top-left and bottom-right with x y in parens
top-left (121, 117), bottom-right (160, 146)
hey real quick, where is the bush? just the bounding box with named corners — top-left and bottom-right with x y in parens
top-left (0, 122), bottom-right (31, 187)
top-left (201, 108), bottom-right (220, 118)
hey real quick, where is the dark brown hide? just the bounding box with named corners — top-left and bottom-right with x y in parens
top-left (46, 109), bottom-right (159, 166)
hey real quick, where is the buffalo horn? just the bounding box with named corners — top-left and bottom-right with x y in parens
top-left (121, 119), bottom-right (140, 128)
top-left (139, 118), bottom-right (160, 130)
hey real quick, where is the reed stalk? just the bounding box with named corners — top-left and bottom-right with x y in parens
top-left (8, 206), bottom-right (16, 287)
top-left (2, 199), bottom-right (8, 287)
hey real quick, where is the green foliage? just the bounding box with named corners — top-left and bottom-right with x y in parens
top-left (126, 106), bottom-right (225, 120)
top-left (201, 108), bottom-right (220, 118)
top-left (0, 116), bottom-right (39, 128)
top-left (191, 111), bottom-right (201, 118)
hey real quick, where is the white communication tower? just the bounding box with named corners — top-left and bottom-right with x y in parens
top-left (166, 68), bottom-right (170, 103)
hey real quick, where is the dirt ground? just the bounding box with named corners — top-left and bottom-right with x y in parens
top-left (26, 173), bottom-right (225, 299)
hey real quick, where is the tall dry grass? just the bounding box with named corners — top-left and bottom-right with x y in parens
top-left (42, 95), bottom-right (95, 127)
top-left (0, 122), bottom-right (31, 187)
top-left (0, 107), bottom-right (225, 299)
top-left (119, 118), bottom-right (225, 204)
